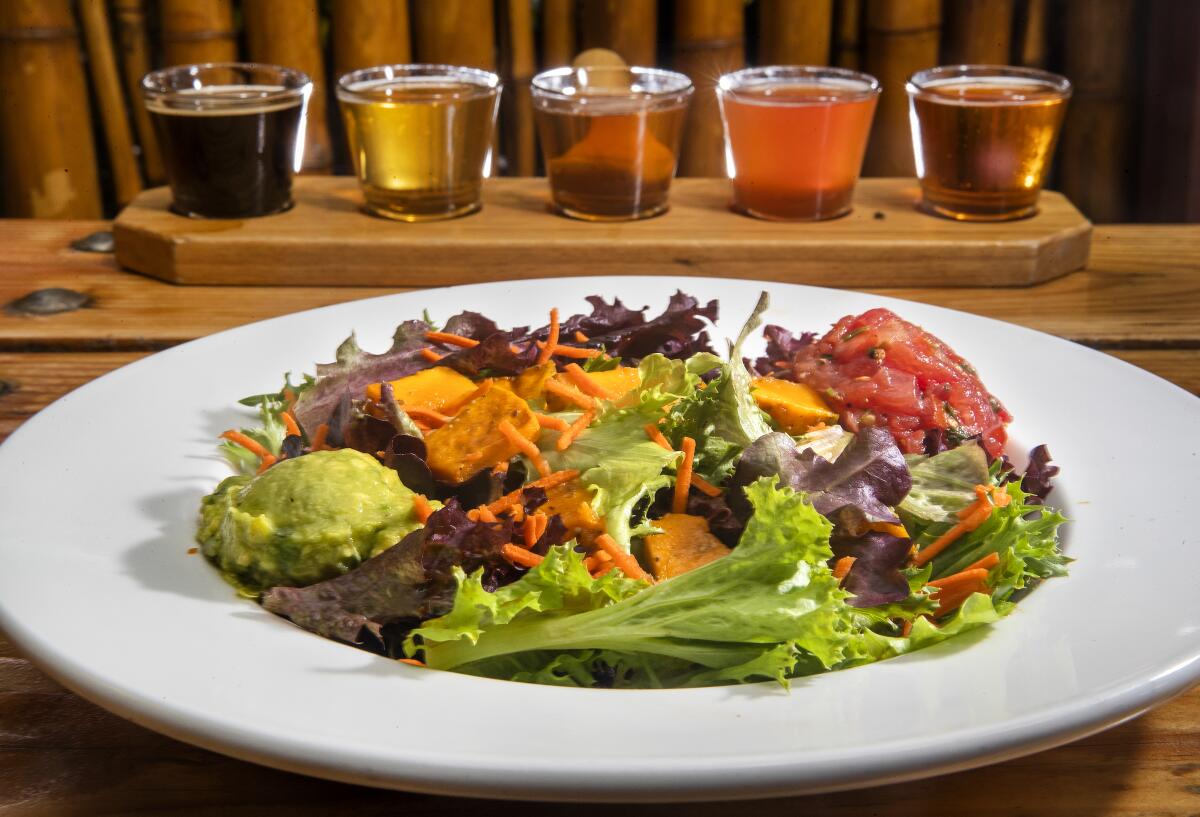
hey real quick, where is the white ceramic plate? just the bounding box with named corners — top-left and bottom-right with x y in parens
top-left (1, 277), bottom-right (1198, 802)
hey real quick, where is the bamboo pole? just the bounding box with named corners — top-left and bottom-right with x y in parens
top-left (674, 0), bottom-right (744, 177)
top-left (1014, 0), bottom-right (1048, 67)
top-left (941, 0), bottom-right (1014, 65)
top-left (499, 0), bottom-right (537, 175)
top-left (861, 0), bottom-right (940, 176)
top-left (0, 0), bottom-right (102, 218)
top-left (113, 0), bottom-right (164, 183)
top-left (243, 0), bottom-right (332, 171)
top-left (159, 0), bottom-right (237, 66)
top-left (835, 0), bottom-right (862, 69)
top-left (78, 0), bottom-right (143, 207)
top-left (541, 0), bottom-right (576, 68)
top-left (411, 0), bottom-right (497, 70)
top-left (579, 0), bottom-right (657, 66)
top-left (1057, 0), bottom-right (1136, 223)
top-left (758, 0), bottom-right (834, 66)
top-left (331, 0), bottom-right (410, 79)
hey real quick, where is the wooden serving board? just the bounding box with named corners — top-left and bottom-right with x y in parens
top-left (113, 177), bottom-right (1092, 288)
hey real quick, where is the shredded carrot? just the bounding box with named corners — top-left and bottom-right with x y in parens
top-left (562, 363), bottom-right (616, 399)
top-left (536, 342), bottom-right (602, 359)
top-left (412, 494), bottom-right (434, 524)
top-left (594, 534), bottom-right (650, 581)
top-left (309, 423), bottom-right (330, 451)
top-left (573, 330), bottom-right (589, 343)
top-left (773, 360), bottom-right (790, 369)
top-left (927, 567), bottom-right (990, 593)
top-left (221, 430), bottom-right (272, 460)
top-left (544, 378), bottom-right (597, 410)
top-left (933, 583), bottom-right (988, 617)
top-left (508, 503), bottom-right (525, 521)
top-left (556, 408), bottom-right (595, 451)
top-left (498, 420), bottom-right (551, 477)
top-left (871, 522), bottom-right (910, 539)
top-left (419, 347), bottom-right (444, 363)
top-left (467, 509), bottom-right (481, 522)
top-left (502, 543), bottom-right (543, 568)
top-left (644, 422), bottom-right (673, 451)
top-left (672, 437), bottom-right (696, 514)
top-left (912, 485), bottom-right (1009, 567)
top-left (522, 515), bottom-right (538, 548)
top-left (476, 505), bottom-right (498, 523)
top-left (535, 413), bottom-right (570, 431)
top-left (282, 387), bottom-right (296, 408)
top-left (690, 474), bottom-right (722, 497)
top-left (537, 308), bottom-right (560, 365)
top-left (901, 619), bottom-right (914, 638)
top-left (398, 658), bottom-right (425, 667)
top-left (281, 411), bottom-right (301, 438)
top-left (485, 469), bottom-right (580, 514)
top-left (534, 512), bottom-right (548, 541)
top-left (444, 379), bottom-right (493, 416)
top-left (256, 453), bottom-right (277, 474)
top-left (832, 555), bottom-right (857, 581)
top-left (424, 330), bottom-right (479, 348)
top-left (964, 551), bottom-right (1001, 573)
top-left (405, 406), bottom-right (451, 427)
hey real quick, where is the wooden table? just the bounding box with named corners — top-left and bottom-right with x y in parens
top-left (1, 220), bottom-right (1198, 815)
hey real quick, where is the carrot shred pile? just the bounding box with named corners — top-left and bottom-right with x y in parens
top-left (912, 485), bottom-right (1010, 567)
top-left (498, 420), bottom-right (551, 477)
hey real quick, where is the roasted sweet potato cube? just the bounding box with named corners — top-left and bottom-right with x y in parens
top-left (424, 387), bottom-right (539, 484)
top-left (643, 513), bottom-right (731, 580)
top-left (498, 362), bottom-right (557, 403)
top-left (541, 479), bottom-right (605, 536)
top-left (364, 367), bottom-right (477, 413)
top-left (545, 366), bottom-right (641, 410)
top-left (752, 377), bottom-right (839, 434)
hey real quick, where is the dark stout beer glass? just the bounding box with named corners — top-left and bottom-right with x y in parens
top-left (143, 63), bottom-right (311, 218)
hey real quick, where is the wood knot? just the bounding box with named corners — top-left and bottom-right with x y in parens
top-left (5, 288), bottom-right (93, 316)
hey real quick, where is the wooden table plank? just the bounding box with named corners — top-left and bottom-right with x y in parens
top-left (0, 221), bottom-right (1198, 350)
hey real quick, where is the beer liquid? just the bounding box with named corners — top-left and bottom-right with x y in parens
top-left (147, 86), bottom-right (303, 219)
top-left (719, 83), bottom-right (877, 221)
top-left (340, 81), bottom-right (497, 222)
top-left (535, 98), bottom-right (686, 221)
top-left (910, 80), bottom-right (1067, 221)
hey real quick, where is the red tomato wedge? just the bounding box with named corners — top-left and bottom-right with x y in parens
top-left (790, 308), bottom-right (1012, 458)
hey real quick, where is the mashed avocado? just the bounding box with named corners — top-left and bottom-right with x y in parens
top-left (198, 449), bottom-right (421, 594)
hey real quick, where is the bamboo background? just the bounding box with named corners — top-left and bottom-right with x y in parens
top-left (0, 0), bottom-right (1196, 222)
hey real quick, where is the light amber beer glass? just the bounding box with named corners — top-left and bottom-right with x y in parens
top-left (337, 65), bottom-right (500, 222)
top-left (907, 65), bottom-right (1071, 221)
top-left (532, 66), bottom-right (692, 221)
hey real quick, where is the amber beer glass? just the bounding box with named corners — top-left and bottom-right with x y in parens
top-left (337, 65), bottom-right (500, 222)
top-left (532, 66), bottom-right (692, 221)
top-left (718, 66), bottom-right (879, 221)
top-left (907, 65), bottom-right (1071, 221)
top-left (143, 63), bottom-right (311, 219)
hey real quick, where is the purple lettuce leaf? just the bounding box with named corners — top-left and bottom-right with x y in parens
top-left (830, 530), bottom-right (912, 607)
top-left (752, 324), bottom-right (815, 378)
top-left (730, 428), bottom-right (911, 536)
top-left (440, 333), bottom-right (540, 378)
top-left (1020, 444), bottom-right (1059, 502)
top-left (551, 290), bottom-right (719, 362)
top-left (293, 319), bottom-right (432, 434)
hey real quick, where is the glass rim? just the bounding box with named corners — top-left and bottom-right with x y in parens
top-left (531, 65), bottom-right (694, 101)
top-left (717, 65), bottom-right (880, 104)
top-left (336, 63), bottom-right (501, 102)
top-left (906, 64), bottom-right (1072, 100)
top-left (142, 62), bottom-right (311, 107)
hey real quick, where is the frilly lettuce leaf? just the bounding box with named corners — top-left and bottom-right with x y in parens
top-left (409, 479), bottom-right (850, 687)
top-left (899, 442), bottom-right (990, 524)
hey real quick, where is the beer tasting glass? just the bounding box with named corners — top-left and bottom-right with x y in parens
top-left (717, 66), bottom-right (879, 221)
top-left (532, 66), bottom-right (692, 221)
top-left (906, 65), bottom-right (1072, 221)
top-left (143, 63), bottom-right (311, 219)
top-left (337, 64), bottom-right (501, 222)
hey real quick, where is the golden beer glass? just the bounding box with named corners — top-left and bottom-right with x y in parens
top-left (337, 64), bottom-right (501, 222)
top-left (907, 65), bottom-right (1071, 221)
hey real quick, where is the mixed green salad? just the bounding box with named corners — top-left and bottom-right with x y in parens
top-left (197, 291), bottom-right (1067, 688)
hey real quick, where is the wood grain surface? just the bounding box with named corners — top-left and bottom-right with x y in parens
top-left (0, 219), bottom-right (1198, 815)
top-left (110, 177), bottom-right (1093, 288)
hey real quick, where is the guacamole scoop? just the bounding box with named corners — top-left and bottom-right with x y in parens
top-left (198, 449), bottom-right (421, 594)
